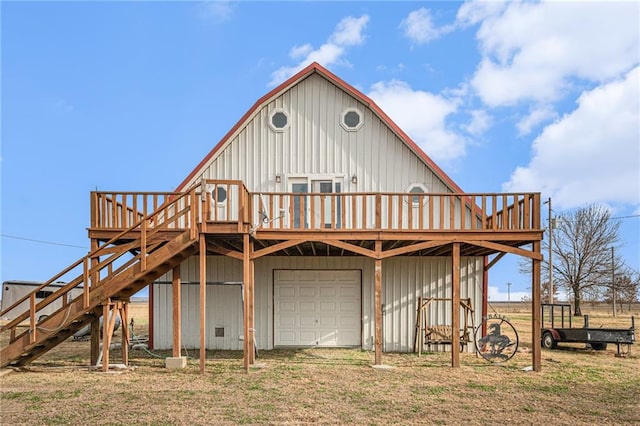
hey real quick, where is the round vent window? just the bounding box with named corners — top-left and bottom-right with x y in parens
top-left (269, 109), bottom-right (289, 131)
top-left (212, 186), bottom-right (227, 203)
top-left (340, 108), bottom-right (363, 131)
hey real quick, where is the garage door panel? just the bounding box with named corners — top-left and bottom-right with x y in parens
top-left (278, 301), bottom-right (296, 313)
top-left (299, 287), bottom-right (316, 297)
top-left (299, 301), bottom-right (316, 312)
top-left (319, 301), bottom-right (336, 313)
top-left (319, 287), bottom-right (336, 297)
top-left (278, 315), bottom-right (297, 327)
top-left (274, 270), bottom-right (361, 347)
top-left (299, 315), bottom-right (316, 327)
top-left (277, 286), bottom-right (296, 297)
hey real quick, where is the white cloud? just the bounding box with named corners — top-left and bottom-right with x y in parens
top-left (269, 15), bottom-right (369, 86)
top-left (197, 1), bottom-right (234, 23)
top-left (400, 8), bottom-right (453, 45)
top-left (488, 286), bottom-right (529, 302)
top-left (516, 105), bottom-right (557, 136)
top-left (456, 0), bottom-right (508, 27)
top-left (367, 80), bottom-right (465, 162)
top-left (503, 67), bottom-right (640, 210)
top-left (463, 109), bottom-right (492, 136)
top-left (467, 1), bottom-right (640, 106)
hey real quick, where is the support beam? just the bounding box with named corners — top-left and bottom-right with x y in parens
top-left (532, 240), bottom-right (542, 372)
top-left (485, 252), bottom-right (506, 271)
top-left (243, 234), bottom-right (250, 372)
top-left (102, 299), bottom-right (118, 372)
top-left (321, 239), bottom-right (377, 259)
top-left (199, 235), bottom-right (207, 374)
top-left (207, 242), bottom-right (244, 261)
top-left (119, 301), bottom-right (129, 366)
top-left (248, 240), bottom-right (256, 365)
top-left (465, 240), bottom-right (544, 261)
top-left (374, 240), bottom-right (383, 365)
top-left (172, 265), bottom-right (182, 358)
top-left (90, 311), bottom-right (100, 366)
top-left (379, 240), bottom-right (446, 259)
top-left (251, 239), bottom-right (304, 259)
top-left (90, 239), bottom-right (100, 366)
top-left (451, 243), bottom-right (461, 368)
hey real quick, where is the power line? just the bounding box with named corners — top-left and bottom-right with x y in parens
top-left (0, 234), bottom-right (88, 250)
top-left (610, 214), bottom-right (640, 220)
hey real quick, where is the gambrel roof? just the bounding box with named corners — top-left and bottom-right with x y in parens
top-left (176, 62), bottom-right (464, 193)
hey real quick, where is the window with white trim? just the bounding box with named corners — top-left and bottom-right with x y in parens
top-left (269, 109), bottom-right (290, 131)
top-left (340, 107), bottom-right (363, 131)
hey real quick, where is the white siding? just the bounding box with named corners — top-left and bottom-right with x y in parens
top-left (153, 255), bottom-right (483, 353)
top-left (181, 73), bottom-right (453, 195)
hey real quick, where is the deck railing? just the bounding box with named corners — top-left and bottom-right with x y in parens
top-left (91, 183), bottom-right (539, 234)
top-left (250, 192), bottom-right (540, 232)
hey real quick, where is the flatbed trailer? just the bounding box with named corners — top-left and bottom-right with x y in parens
top-left (541, 303), bottom-right (635, 355)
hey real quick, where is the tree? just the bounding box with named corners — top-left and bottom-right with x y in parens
top-left (520, 204), bottom-right (622, 316)
top-left (552, 205), bottom-right (622, 316)
top-left (604, 270), bottom-right (640, 312)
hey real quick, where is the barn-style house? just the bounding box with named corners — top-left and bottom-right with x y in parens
top-left (0, 63), bottom-right (544, 372)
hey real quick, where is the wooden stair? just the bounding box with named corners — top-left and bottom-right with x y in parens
top-left (1, 188), bottom-right (201, 368)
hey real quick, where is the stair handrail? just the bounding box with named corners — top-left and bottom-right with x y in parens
top-left (0, 183), bottom-right (201, 332)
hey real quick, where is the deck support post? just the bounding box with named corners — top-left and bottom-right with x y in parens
top-left (199, 235), bottom-right (207, 374)
top-left (119, 301), bottom-right (129, 366)
top-left (243, 234), bottom-right (251, 372)
top-left (248, 239), bottom-right (256, 365)
top-left (90, 309), bottom-right (101, 366)
top-left (172, 265), bottom-right (182, 358)
top-left (374, 240), bottom-right (383, 365)
top-left (532, 240), bottom-right (542, 372)
top-left (101, 298), bottom-right (118, 372)
top-left (451, 242), bottom-right (461, 368)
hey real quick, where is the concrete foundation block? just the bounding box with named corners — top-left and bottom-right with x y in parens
top-left (165, 356), bottom-right (187, 369)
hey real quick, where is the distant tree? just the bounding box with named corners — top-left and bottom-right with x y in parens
top-left (604, 270), bottom-right (640, 312)
top-left (521, 204), bottom-right (622, 316)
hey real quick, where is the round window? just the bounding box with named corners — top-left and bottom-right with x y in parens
top-left (212, 187), bottom-right (227, 203)
top-left (340, 108), bottom-right (363, 131)
top-left (269, 109), bottom-right (290, 131)
top-left (272, 112), bottom-right (287, 129)
top-left (344, 111), bottom-right (360, 128)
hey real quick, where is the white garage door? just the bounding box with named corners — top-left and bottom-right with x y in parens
top-left (274, 270), bottom-right (361, 347)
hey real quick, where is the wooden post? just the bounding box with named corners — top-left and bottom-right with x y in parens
top-left (248, 240), bottom-right (256, 365)
top-left (119, 301), bottom-right (129, 366)
top-left (172, 265), bottom-right (182, 358)
top-left (374, 240), bottom-right (383, 365)
top-left (199, 235), bottom-right (207, 374)
top-left (451, 243), bottom-right (461, 368)
top-left (243, 233), bottom-right (250, 372)
top-left (90, 238), bottom-right (100, 365)
top-left (532, 240), bottom-right (542, 372)
top-left (102, 300), bottom-right (111, 372)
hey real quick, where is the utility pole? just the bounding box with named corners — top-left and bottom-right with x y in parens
top-left (544, 197), bottom-right (554, 304)
top-left (507, 282), bottom-right (512, 311)
top-left (611, 247), bottom-right (617, 317)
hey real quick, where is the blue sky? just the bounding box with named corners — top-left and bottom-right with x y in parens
top-left (1, 1), bottom-right (639, 302)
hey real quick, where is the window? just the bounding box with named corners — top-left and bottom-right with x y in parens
top-left (406, 183), bottom-right (428, 206)
top-left (288, 177), bottom-right (343, 229)
top-left (269, 109), bottom-right (289, 131)
top-left (340, 108), bottom-right (363, 131)
top-left (212, 186), bottom-right (227, 203)
top-left (36, 290), bottom-right (53, 299)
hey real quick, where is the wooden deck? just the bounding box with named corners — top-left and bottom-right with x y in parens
top-left (2, 180), bottom-right (543, 372)
top-left (89, 180), bottom-right (543, 258)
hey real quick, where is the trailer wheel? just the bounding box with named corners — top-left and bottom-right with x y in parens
top-left (590, 342), bottom-right (607, 351)
top-left (542, 331), bottom-right (557, 349)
